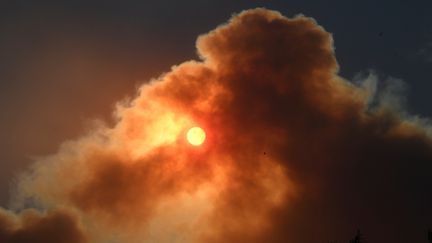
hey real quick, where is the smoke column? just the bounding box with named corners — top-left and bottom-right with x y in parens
top-left (1, 8), bottom-right (431, 243)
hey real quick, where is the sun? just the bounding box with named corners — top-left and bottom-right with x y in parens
top-left (187, 127), bottom-right (206, 146)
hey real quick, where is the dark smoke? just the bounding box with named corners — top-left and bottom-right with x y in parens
top-left (0, 8), bottom-right (431, 243)
top-left (0, 208), bottom-right (86, 243)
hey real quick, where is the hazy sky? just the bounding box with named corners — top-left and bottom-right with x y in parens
top-left (0, 1), bottom-right (431, 243)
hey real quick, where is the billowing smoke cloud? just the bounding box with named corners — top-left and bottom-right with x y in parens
top-left (1, 8), bottom-right (432, 243)
top-left (0, 208), bottom-right (86, 243)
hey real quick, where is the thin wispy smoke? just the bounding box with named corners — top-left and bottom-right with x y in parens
top-left (1, 8), bottom-right (431, 243)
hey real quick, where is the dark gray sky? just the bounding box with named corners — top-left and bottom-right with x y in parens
top-left (0, 0), bottom-right (431, 238)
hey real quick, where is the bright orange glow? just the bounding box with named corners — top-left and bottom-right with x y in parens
top-left (187, 127), bottom-right (206, 146)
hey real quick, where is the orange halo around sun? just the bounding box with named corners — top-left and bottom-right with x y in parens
top-left (187, 127), bottom-right (206, 146)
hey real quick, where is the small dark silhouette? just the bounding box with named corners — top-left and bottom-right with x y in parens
top-left (378, 31), bottom-right (384, 37)
top-left (332, 230), bottom-right (432, 243)
top-left (349, 230), bottom-right (363, 243)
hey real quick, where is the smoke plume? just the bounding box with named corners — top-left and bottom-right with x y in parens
top-left (1, 8), bottom-right (432, 243)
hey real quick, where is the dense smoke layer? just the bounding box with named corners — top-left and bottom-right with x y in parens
top-left (0, 208), bottom-right (86, 243)
top-left (1, 8), bottom-right (431, 243)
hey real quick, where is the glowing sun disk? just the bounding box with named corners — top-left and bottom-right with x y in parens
top-left (187, 127), bottom-right (206, 146)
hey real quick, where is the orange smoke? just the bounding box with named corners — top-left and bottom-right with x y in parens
top-left (1, 8), bottom-right (431, 243)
